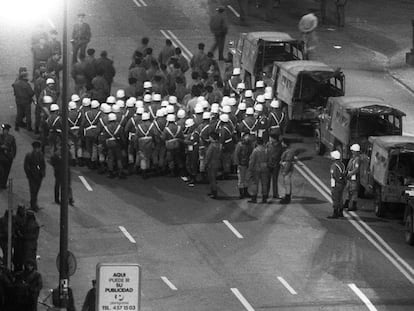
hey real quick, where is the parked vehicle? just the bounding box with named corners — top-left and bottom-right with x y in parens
top-left (314, 96), bottom-right (405, 159)
top-left (359, 136), bottom-right (414, 217)
top-left (270, 60), bottom-right (344, 127)
top-left (228, 31), bottom-right (304, 88)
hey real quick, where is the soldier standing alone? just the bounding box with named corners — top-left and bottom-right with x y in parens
top-left (343, 144), bottom-right (360, 211)
top-left (24, 141), bottom-right (46, 212)
top-left (71, 12), bottom-right (92, 64)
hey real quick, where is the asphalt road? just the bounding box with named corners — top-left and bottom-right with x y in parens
top-left (1, 0), bottom-right (414, 310)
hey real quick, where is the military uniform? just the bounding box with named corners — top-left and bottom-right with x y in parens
top-left (68, 109), bottom-right (83, 164)
top-left (162, 120), bottom-right (184, 176)
top-left (101, 117), bottom-right (125, 178)
top-left (82, 108), bottom-right (101, 169)
top-left (24, 144), bottom-right (46, 211)
top-left (152, 116), bottom-right (167, 173)
top-left (329, 158), bottom-right (346, 218)
top-left (248, 143), bottom-right (269, 203)
top-left (205, 139), bottom-right (221, 198)
top-left (135, 119), bottom-right (155, 178)
top-left (235, 138), bottom-right (253, 198)
top-left (344, 152), bottom-right (360, 211)
top-left (184, 124), bottom-right (200, 185)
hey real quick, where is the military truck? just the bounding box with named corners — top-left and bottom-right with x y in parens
top-left (314, 96), bottom-right (405, 159)
top-left (228, 31), bottom-right (304, 89)
top-left (359, 136), bottom-right (414, 217)
top-left (270, 60), bottom-right (344, 127)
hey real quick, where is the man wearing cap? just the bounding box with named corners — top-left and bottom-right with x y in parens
top-left (68, 101), bottom-right (83, 166)
top-left (135, 112), bottom-right (155, 179)
top-left (101, 113), bottom-right (125, 178)
top-left (0, 124), bottom-right (17, 189)
top-left (124, 107), bottom-right (142, 174)
top-left (82, 100), bottom-right (101, 169)
top-left (235, 133), bottom-right (253, 198)
top-left (209, 6), bottom-right (228, 61)
top-left (198, 112), bottom-right (212, 181)
top-left (46, 104), bottom-right (62, 152)
top-left (96, 50), bottom-right (116, 91)
top-left (254, 81), bottom-right (266, 99)
top-left (183, 118), bottom-right (199, 186)
top-left (24, 142), bottom-right (46, 212)
top-left (218, 113), bottom-right (235, 179)
top-left (162, 114), bottom-right (185, 177)
top-left (152, 109), bottom-right (167, 175)
top-left (12, 72), bottom-right (35, 131)
top-left (343, 144), bottom-right (361, 211)
top-left (328, 150), bottom-right (346, 218)
top-left (38, 78), bottom-right (58, 111)
top-left (71, 12), bottom-right (92, 63)
top-left (254, 103), bottom-right (269, 143)
top-left (226, 68), bottom-right (242, 96)
top-left (269, 99), bottom-right (286, 136)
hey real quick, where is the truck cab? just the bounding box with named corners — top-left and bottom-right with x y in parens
top-left (315, 96), bottom-right (405, 160)
top-left (271, 60), bottom-right (344, 126)
top-left (228, 31), bottom-right (304, 89)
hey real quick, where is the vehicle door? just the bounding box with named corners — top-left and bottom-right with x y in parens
top-left (286, 40), bottom-right (305, 60)
top-left (328, 72), bottom-right (345, 97)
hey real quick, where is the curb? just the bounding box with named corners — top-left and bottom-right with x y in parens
top-left (387, 69), bottom-right (414, 95)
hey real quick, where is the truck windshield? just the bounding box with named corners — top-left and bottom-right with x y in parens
top-left (256, 42), bottom-right (298, 72)
top-left (350, 114), bottom-right (401, 139)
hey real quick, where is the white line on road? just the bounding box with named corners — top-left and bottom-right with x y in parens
top-left (231, 288), bottom-right (255, 311)
top-left (160, 30), bottom-right (191, 62)
top-left (166, 30), bottom-right (193, 58)
top-left (227, 5), bottom-right (241, 18)
top-left (119, 226), bottom-right (136, 244)
top-left (161, 276), bottom-right (178, 290)
top-left (132, 0), bottom-right (141, 7)
top-left (78, 176), bottom-right (93, 191)
top-left (277, 276), bottom-right (298, 295)
top-left (348, 284), bottom-right (378, 311)
top-left (46, 18), bottom-right (56, 29)
top-left (294, 164), bottom-right (332, 202)
top-left (223, 220), bottom-right (244, 239)
top-left (138, 0), bottom-right (147, 6)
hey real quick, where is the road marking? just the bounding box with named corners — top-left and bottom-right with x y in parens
top-left (46, 18), bottom-right (55, 29)
top-left (119, 226), bottom-right (136, 244)
top-left (78, 176), bottom-right (93, 191)
top-left (277, 276), bottom-right (298, 295)
top-left (160, 29), bottom-right (191, 62)
top-left (231, 288), bottom-right (255, 311)
top-left (132, 0), bottom-right (147, 7)
top-left (295, 160), bottom-right (414, 284)
top-left (223, 220), bottom-right (244, 239)
top-left (227, 5), bottom-right (241, 18)
top-left (166, 30), bottom-right (193, 58)
top-left (161, 276), bottom-right (178, 290)
top-left (348, 284), bottom-right (378, 311)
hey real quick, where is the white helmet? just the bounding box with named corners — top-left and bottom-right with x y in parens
top-left (50, 104), bottom-right (59, 112)
top-left (255, 80), bottom-right (265, 88)
top-left (160, 108), bottom-right (168, 116)
top-left (238, 102), bottom-right (246, 111)
top-left (168, 96), bottom-right (177, 104)
top-left (68, 101), bottom-right (77, 110)
top-left (246, 107), bottom-right (254, 115)
top-left (256, 95), bottom-right (265, 103)
top-left (244, 90), bottom-right (253, 98)
top-left (71, 94), bottom-right (80, 102)
top-left (143, 81), bottom-right (152, 88)
top-left (108, 113), bottom-right (117, 122)
top-left (82, 98), bottom-right (91, 106)
top-left (237, 82), bottom-right (245, 90)
top-left (222, 105), bottom-right (231, 114)
top-left (350, 144), bottom-right (360, 152)
top-left (111, 104), bottom-right (120, 113)
top-left (91, 100), bottom-right (100, 109)
top-left (126, 98), bottom-right (135, 107)
top-left (221, 96), bottom-right (229, 107)
top-left (211, 105), bottom-right (219, 114)
top-left (161, 100), bottom-right (169, 107)
top-left (219, 114), bottom-right (229, 122)
top-left (129, 97), bottom-right (137, 103)
top-left (330, 150), bottom-right (341, 160)
top-left (106, 96), bottom-right (116, 104)
top-left (194, 104), bottom-right (204, 114)
top-left (232, 67), bottom-right (241, 75)
top-left (116, 100), bottom-right (125, 108)
top-left (43, 95), bottom-right (53, 104)
top-left (102, 103), bottom-right (112, 113)
top-left (152, 93), bottom-right (161, 101)
top-left (166, 114), bottom-right (176, 122)
top-left (201, 100), bottom-right (209, 109)
top-left (143, 94), bottom-right (152, 102)
top-left (197, 96), bottom-right (206, 103)
top-left (166, 105), bottom-right (175, 114)
top-left (202, 112), bottom-right (211, 120)
top-left (156, 109), bottom-right (165, 118)
top-left (270, 99), bottom-right (280, 108)
top-left (211, 103), bottom-right (219, 111)
top-left (46, 78), bottom-right (55, 84)
top-left (141, 112), bottom-right (150, 121)
top-left (227, 97), bottom-right (237, 106)
top-left (136, 107), bottom-right (145, 115)
top-left (116, 89), bottom-right (125, 98)
top-left (255, 104), bottom-right (263, 112)
top-left (177, 109), bottom-right (186, 119)
top-left (135, 100), bottom-right (144, 108)
top-left (264, 92), bottom-right (272, 100)
top-left (185, 118), bottom-right (195, 128)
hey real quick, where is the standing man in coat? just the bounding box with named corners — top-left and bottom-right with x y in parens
top-left (343, 143), bottom-right (361, 211)
top-left (279, 139), bottom-right (295, 204)
top-left (328, 150), bottom-right (346, 218)
top-left (205, 132), bottom-right (221, 199)
top-left (96, 50), bottom-right (116, 92)
top-left (71, 12), bottom-right (92, 64)
top-left (12, 72), bottom-right (35, 131)
top-left (209, 6), bottom-right (228, 61)
top-left (24, 141), bottom-right (46, 212)
top-left (0, 124), bottom-right (17, 189)
top-left (266, 133), bottom-right (283, 199)
top-left (248, 138), bottom-right (269, 203)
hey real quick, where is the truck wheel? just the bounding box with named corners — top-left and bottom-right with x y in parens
top-left (405, 214), bottom-right (414, 245)
top-left (314, 129), bottom-right (325, 155)
top-left (374, 186), bottom-right (386, 217)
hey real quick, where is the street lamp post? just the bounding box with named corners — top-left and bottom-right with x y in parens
top-left (58, 0), bottom-right (70, 308)
top-left (406, 20), bottom-right (414, 66)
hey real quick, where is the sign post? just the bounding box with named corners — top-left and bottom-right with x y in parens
top-left (96, 263), bottom-right (141, 311)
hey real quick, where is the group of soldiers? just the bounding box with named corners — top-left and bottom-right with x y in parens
top-left (36, 69), bottom-right (294, 202)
